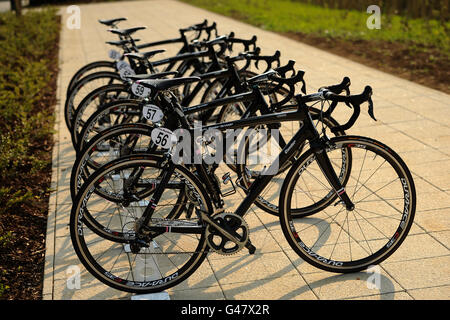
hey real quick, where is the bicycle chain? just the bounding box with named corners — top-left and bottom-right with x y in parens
top-left (130, 213), bottom-right (249, 256)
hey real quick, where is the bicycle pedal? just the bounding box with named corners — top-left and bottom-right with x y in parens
top-left (245, 241), bottom-right (256, 254)
top-left (185, 203), bottom-right (195, 219)
top-left (221, 172), bottom-right (237, 197)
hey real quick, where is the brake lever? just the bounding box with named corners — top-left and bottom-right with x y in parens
top-left (344, 87), bottom-right (352, 109)
top-left (300, 79), bottom-right (307, 94)
top-left (368, 97), bottom-right (376, 121)
top-left (227, 31), bottom-right (235, 52)
top-left (328, 86), bottom-right (374, 133)
top-left (267, 70), bottom-right (306, 107)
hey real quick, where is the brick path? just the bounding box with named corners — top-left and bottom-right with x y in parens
top-left (43, 0), bottom-right (450, 300)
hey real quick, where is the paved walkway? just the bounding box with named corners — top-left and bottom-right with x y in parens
top-left (43, 0), bottom-right (450, 300)
top-left (0, 1), bottom-right (10, 12)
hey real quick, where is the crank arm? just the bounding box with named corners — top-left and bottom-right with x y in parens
top-left (199, 211), bottom-right (256, 254)
top-left (200, 211), bottom-right (245, 246)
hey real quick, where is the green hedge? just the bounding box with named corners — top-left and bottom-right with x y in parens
top-left (0, 9), bottom-right (60, 222)
top-left (291, 0), bottom-right (449, 21)
top-left (29, 0), bottom-right (124, 5)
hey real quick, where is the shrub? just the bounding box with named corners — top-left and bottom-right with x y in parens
top-left (0, 9), bottom-right (59, 213)
top-left (0, 8), bottom-right (60, 299)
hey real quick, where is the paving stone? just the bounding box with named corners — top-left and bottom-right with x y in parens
top-left (408, 285), bottom-right (450, 300)
top-left (221, 275), bottom-right (317, 300)
top-left (301, 267), bottom-right (405, 300)
top-left (382, 256), bottom-right (450, 290)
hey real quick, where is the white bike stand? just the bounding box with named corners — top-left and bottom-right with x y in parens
top-left (131, 291), bottom-right (170, 300)
top-left (119, 199), bottom-right (171, 301)
top-left (124, 242), bottom-right (171, 301)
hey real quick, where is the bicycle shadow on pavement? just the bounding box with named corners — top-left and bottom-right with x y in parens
top-left (284, 271), bottom-right (398, 300)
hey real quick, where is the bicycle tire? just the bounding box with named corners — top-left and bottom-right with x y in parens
top-left (70, 84), bottom-right (132, 146)
top-left (65, 71), bottom-right (123, 131)
top-left (70, 154), bottom-right (213, 293)
top-left (236, 108), bottom-right (346, 216)
top-left (67, 60), bottom-right (116, 96)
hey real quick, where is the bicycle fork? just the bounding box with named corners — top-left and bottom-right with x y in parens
top-left (310, 137), bottom-right (355, 211)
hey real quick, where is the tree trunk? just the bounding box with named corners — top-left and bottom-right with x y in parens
top-left (11, 0), bottom-right (22, 16)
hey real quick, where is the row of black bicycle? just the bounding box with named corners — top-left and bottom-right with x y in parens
top-left (67, 18), bottom-right (416, 294)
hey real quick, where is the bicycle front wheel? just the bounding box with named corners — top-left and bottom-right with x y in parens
top-left (279, 136), bottom-right (416, 273)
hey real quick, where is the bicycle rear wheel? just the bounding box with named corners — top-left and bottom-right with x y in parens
top-left (67, 60), bottom-right (116, 96)
top-left (70, 123), bottom-right (160, 200)
top-left (70, 154), bottom-right (213, 293)
top-left (65, 71), bottom-right (123, 131)
top-left (279, 136), bottom-right (416, 273)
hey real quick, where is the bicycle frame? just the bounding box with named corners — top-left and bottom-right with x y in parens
top-left (104, 81), bottom-right (299, 207)
top-left (115, 29), bottom-right (218, 77)
top-left (137, 90), bottom-right (354, 235)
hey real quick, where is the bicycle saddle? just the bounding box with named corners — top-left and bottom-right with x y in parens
top-left (125, 71), bottom-right (179, 81)
top-left (106, 39), bottom-right (140, 47)
top-left (124, 50), bottom-right (165, 60)
top-left (108, 26), bottom-right (146, 36)
top-left (99, 17), bottom-right (127, 26)
top-left (136, 77), bottom-right (200, 92)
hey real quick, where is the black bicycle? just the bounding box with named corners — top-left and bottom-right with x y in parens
top-left (69, 67), bottom-right (340, 219)
top-left (65, 32), bottom-right (258, 140)
top-left (66, 19), bottom-right (217, 95)
top-left (69, 45), bottom-right (282, 152)
top-left (70, 75), bottom-right (416, 293)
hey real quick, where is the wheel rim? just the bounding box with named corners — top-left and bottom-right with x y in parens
top-left (282, 137), bottom-right (415, 271)
top-left (71, 158), bottom-right (212, 292)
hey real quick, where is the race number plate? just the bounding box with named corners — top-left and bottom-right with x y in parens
top-left (108, 49), bottom-right (121, 61)
top-left (131, 82), bottom-right (151, 98)
top-left (142, 104), bottom-right (164, 122)
top-left (151, 127), bottom-right (176, 149)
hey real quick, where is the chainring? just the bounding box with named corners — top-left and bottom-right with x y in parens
top-left (205, 212), bottom-right (249, 256)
